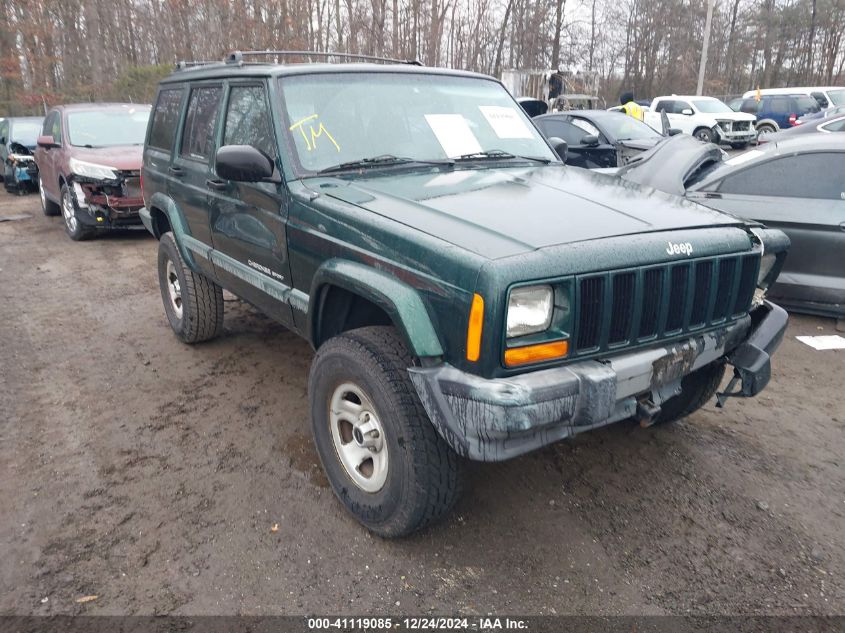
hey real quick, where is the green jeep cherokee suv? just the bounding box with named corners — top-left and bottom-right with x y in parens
top-left (140, 52), bottom-right (790, 537)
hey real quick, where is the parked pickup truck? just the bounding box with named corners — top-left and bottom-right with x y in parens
top-left (644, 96), bottom-right (758, 148)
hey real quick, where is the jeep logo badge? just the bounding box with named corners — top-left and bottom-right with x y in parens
top-left (666, 241), bottom-right (694, 256)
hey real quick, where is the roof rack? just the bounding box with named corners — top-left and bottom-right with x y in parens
top-left (226, 50), bottom-right (423, 66)
top-left (174, 60), bottom-right (224, 71)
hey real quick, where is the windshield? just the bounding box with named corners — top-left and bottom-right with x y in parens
top-left (278, 72), bottom-right (556, 174)
top-left (826, 89), bottom-right (845, 106)
top-left (692, 99), bottom-right (734, 113)
top-left (10, 121), bottom-right (41, 146)
top-left (598, 115), bottom-right (662, 140)
top-left (67, 108), bottom-right (151, 147)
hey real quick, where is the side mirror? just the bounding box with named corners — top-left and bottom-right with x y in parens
top-left (547, 137), bottom-right (568, 162)
top-left (215, 145), bottom-right (275, 182)
top-left (681, 108), bottom-right (694, 116)
top-left (667, 128), bottom-right (682, 136)
top-left (37, 135), bottom-right (57, 148)
top-left (581, 134), bottom-right (600, 146)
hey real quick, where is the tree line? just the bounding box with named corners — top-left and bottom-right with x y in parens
top-left (1, 0), bottom-right (843, 116)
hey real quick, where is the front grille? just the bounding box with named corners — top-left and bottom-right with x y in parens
top-left (571, 253), bottom-right (759, 355)
top-left (733, 121), bottom-right (751, 131)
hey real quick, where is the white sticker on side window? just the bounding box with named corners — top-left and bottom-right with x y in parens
top-left (424, 114), bottom-right (482, 157)
top-left (478, 105), bottom-right (533, 139)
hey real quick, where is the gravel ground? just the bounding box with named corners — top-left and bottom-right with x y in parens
top-left (1, 189), bottom-right (843, 616)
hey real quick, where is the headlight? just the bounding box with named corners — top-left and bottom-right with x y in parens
top-left (757, 253), bottom-right (776, 286)
top-left (506, 285), bottom-right (553, 338)
top-left (69, 157), bottom-right (118, 180)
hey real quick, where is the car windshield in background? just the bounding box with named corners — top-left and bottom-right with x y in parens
top-left (795, 95), bottom-right (821, 113)
top-left (692, 99), bottom-right (734, 113)
top-left (11, 122), bottom-right (41, 146)
top-left (600, 115), bottom-right (662, 140)
top-left (278, 73), bottom-right (556, 174)
top-left (67, 108), bottom-right (151, 147)
top-left (825, 89), bottom-right (845, 106)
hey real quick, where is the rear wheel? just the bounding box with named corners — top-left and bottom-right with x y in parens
top-left (653, 361), bottom-right (726, 425)
top-left (39, 175), bottom-right (60, 216)
top-left (309, 326), bottom-right (464, 537)
top-left (60, 184), bottom-right (93, 241)
top-left (756, 123), bottom-right (777, 137)
top-left (157, 232), bottom-right (224, 343)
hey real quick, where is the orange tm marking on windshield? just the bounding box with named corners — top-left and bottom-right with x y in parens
top-left (289, 114), bottom-right (341, 153)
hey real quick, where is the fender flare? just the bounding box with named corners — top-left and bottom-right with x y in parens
top-left (308, 259), bottom-right (444, 359)
top-left (146, 192), bottom-right (200, 268)
top-left (755, 118), bottom-right (779, 131)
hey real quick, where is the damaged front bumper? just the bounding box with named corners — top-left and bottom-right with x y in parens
top-left (69, 172), bottom-right (144, 229)
top-left (409, 301), bottom-right (787, 462)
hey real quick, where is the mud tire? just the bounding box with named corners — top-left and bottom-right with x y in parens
top-left (309, 326), bottom-right (464, 538)
top-left (157, 232), bottom-right (224, 344)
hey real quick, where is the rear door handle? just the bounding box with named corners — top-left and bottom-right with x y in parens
top-left (168, 166), bottom-right (185, 176)
top-left (206, 179), bottom-right (230, 191)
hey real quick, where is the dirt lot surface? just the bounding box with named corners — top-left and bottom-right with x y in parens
top-left (1, 189), bottom-right (843, 617)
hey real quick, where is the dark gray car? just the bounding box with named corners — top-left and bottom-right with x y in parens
top-left (619, 133), bottom-right (845, 319)
top-left (759, 111), bottom-right (845, 144)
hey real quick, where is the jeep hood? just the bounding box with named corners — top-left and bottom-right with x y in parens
top-left (307, 164), bottom-right (746, 259)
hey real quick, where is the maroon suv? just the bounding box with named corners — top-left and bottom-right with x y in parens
top-left (35, 103), bottom-right (151, 240)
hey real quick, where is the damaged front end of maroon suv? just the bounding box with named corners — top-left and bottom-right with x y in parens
top-left (35, 103), bottom-right (151, 240)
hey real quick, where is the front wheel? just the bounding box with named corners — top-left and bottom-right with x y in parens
top-left (157, 232), bottom-right (224, 343)
top-left (653, 361), bottom-right (725, 425)
top-left (60, 184), bottom-right (93, 241)
top-left (309, 326), bottom-right (464, 538)
top-left (694, 127), bottom-right (716, 143)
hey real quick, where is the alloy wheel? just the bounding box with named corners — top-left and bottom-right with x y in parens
top-left (329, 382), bottom-right (389, 493)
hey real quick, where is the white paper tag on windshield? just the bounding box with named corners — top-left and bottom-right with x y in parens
top-left (479, 105), bottom-right (533, 139)
top-left (425, 114), bottom-right (482, 157)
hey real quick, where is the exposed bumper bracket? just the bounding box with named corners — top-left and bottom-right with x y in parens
top-left (716, 301), bottom-right (788, 407)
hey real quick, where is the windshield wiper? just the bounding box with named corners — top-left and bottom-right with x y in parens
top-left (319, 154), bottom-right (453, 174)
top-left (453, 149), bottom-right (552, 164)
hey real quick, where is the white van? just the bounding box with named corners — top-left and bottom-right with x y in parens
top-left (742, 86), bottom-right (845, 109)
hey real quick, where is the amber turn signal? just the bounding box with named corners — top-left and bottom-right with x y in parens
top-left (504, 340), bottom-right (569, 367)
top-left (465, 293), bottom-right (484, 362)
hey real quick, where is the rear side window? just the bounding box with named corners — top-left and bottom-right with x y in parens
top-left (821, 117), bottom-right (845, 132)
top-left (223, 85), bottom-right (276, 158)
top-left (149, 88), bottom-right (183, 151)
top-left (795, 95), bottom-right (821, 113)
top-left (181, 86), bottom-right (223, 162)
top-left (718, 153), bottom-right (845, 199)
